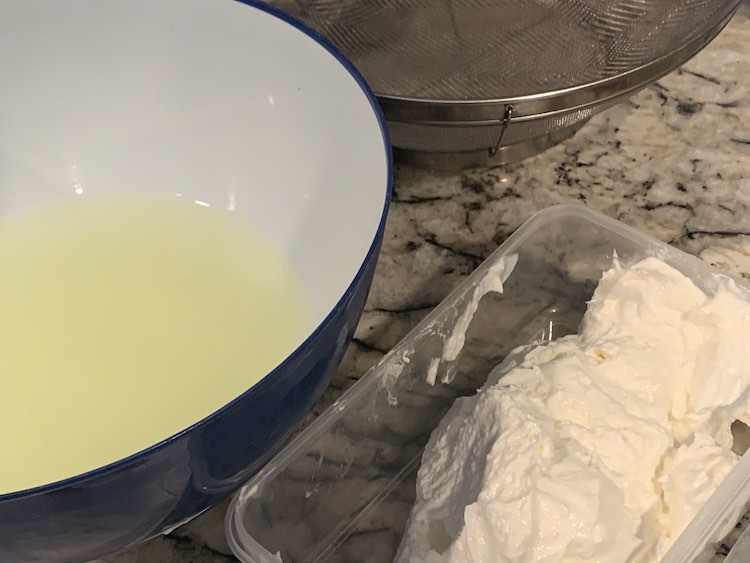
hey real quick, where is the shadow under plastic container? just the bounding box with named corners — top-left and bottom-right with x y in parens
top-left (226, 205), bottom-right (750, 563)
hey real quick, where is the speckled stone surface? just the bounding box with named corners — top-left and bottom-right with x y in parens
top-left (104, 6), bottom-right (750, 563)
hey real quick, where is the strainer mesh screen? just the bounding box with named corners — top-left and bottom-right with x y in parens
top-left (270, 0), bottom-right (732, 101)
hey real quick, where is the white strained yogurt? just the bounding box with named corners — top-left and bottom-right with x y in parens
top-left (396, 257), bottom-right (750, 563)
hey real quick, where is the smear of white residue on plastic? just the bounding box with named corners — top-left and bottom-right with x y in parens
top-left (381, 349), bottom-right (412, 406)
top-left (243, 482), bottom-right (259, 499)
top-left (425, 358), bottom-right (440, 386)
top-left (435, 254), bottom-right (519, 384)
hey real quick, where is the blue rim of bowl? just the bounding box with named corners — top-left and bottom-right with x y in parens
top-left (0, 0), bottom-right (393, 502)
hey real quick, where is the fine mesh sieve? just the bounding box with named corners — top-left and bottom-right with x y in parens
top-left (269, 0), bottom-right (741, 166)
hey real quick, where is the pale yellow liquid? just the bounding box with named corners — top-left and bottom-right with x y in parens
top-left (0, 194), bottom-right (311, 494)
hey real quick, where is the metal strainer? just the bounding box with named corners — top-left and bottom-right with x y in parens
top-left (270, 0), bottom-right (741, 167)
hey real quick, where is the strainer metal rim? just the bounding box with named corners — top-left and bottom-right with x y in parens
top-left (379, 0), bottom-right (740, 124)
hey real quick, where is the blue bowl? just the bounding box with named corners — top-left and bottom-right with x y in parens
top-left (0, 0), bottom-right (391, 561)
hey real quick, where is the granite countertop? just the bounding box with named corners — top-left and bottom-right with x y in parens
top-left (106, 6), bottom-right (750, 562)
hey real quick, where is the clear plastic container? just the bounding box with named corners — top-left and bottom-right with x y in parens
top-left (225, 204), bottom-right (750, 563)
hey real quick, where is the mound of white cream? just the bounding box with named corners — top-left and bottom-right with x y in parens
top-left (397, 257), bottom-right (750, 562)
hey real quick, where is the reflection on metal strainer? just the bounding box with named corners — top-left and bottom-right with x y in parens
top-left (271, 0), bottom-right (741, 167)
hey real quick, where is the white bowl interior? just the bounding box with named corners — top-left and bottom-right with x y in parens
top-left (0, 0), bottom-right (389, 324)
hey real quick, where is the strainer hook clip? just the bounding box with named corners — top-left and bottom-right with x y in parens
top-left (489, 104), bottom-right (513, 157)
